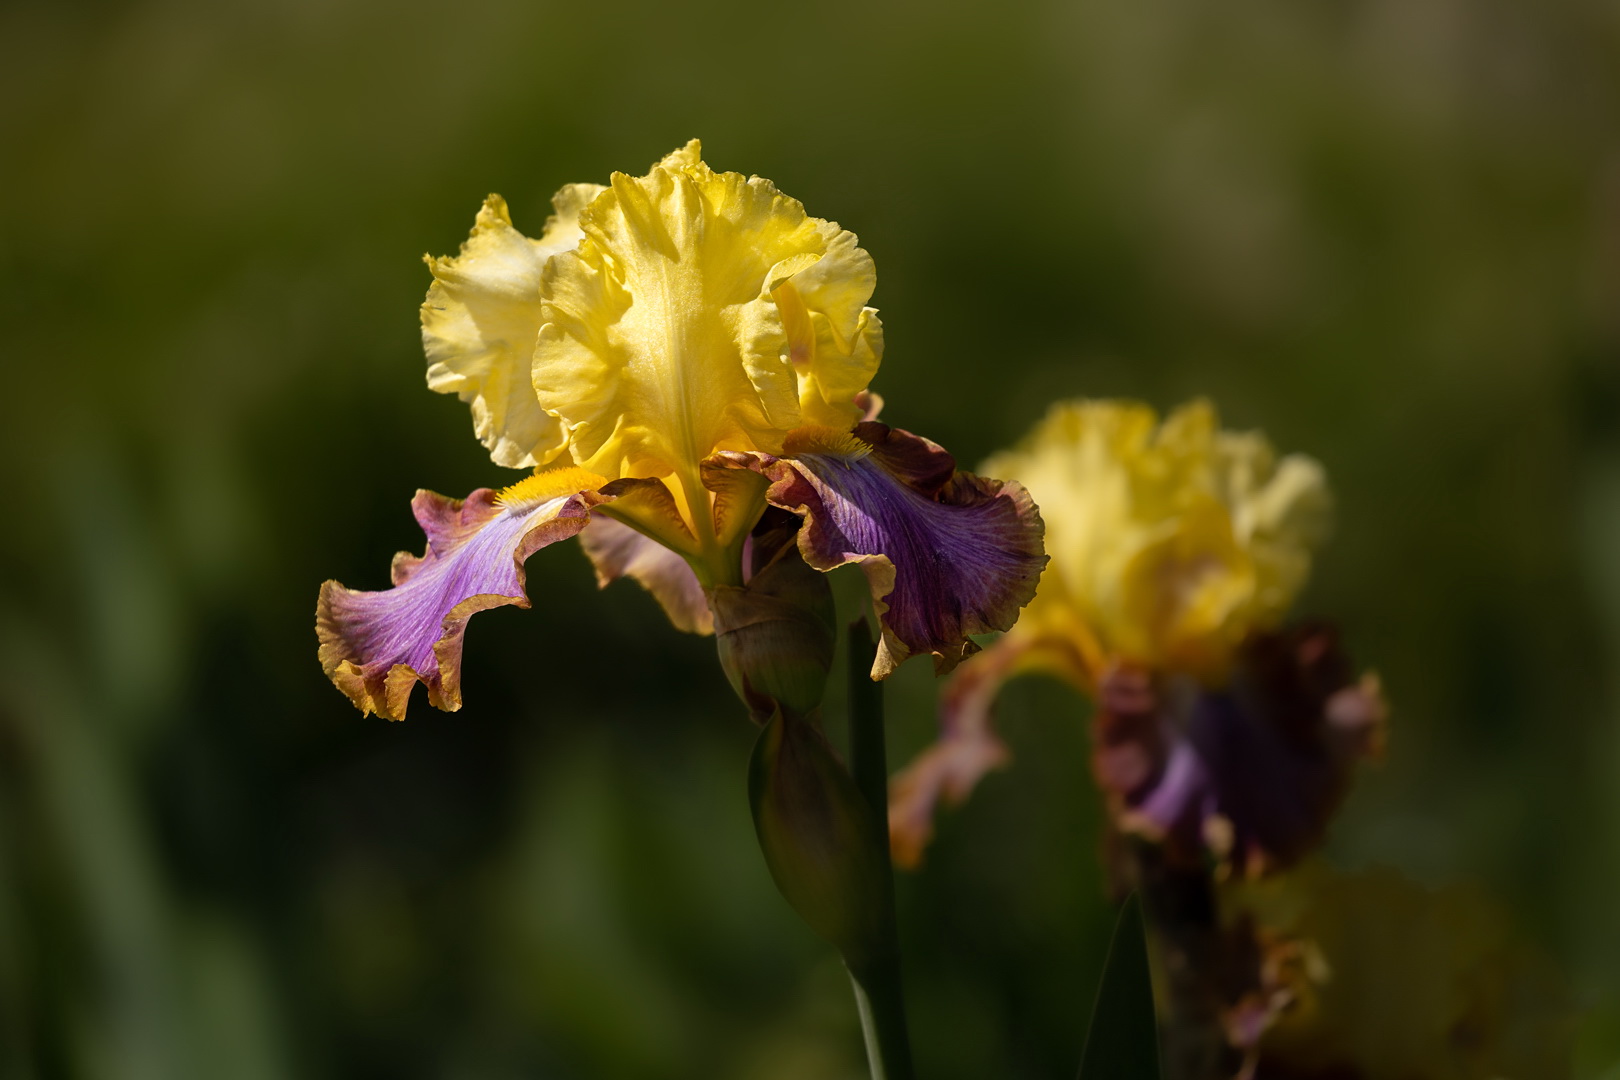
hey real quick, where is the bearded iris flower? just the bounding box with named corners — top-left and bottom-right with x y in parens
top-left (889, 399), bottom-right (1384, 871)
top-left (316, 142), bottom-right (1046, 721)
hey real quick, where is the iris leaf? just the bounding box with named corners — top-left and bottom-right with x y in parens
top-left (1077, 893), bottom-right (1161, 1080)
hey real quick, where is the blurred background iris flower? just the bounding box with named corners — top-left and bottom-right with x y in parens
top-left (3, 0), bottom-right (1619, 1077)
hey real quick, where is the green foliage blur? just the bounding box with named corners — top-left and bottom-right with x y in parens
top-left (2, 0), bottom-right (1618, 1076)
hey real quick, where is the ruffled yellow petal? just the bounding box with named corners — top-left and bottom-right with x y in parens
top-left (984, 398), bottom-right (1330, 682)
top-left (982, 400), bottom-right (1156, 660)
top-left (1116, 496), bottom-right (1257, 680)
top-left (422, 185), bottom-right (606, 468)
top-left (655, 139), bottom-right (703, 171)
top-left (771, 229), bottom-right (884, 431)
top-left (1215, 430), bottom-right (1332, 623)
top-left (532, 141), bottom-right (882, 486)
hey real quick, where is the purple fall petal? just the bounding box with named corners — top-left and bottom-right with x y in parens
top-left (1094, 625), bottom-right (1386, 874)
top-left (317, 477), bottom-right (605, 720)
top-left (715, 422), bottom-right (1047, 679)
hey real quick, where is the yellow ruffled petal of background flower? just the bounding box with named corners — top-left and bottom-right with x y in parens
top-left (1218, 432), bottom-right (1333, 621)
top-left (983, 397), bottom-right (1330, 684)
top-left (1117, 496), bottom-right (1258, 678)
top-left (422, 185), bottom-right (605, 469)
top-left (981, 399), bottom-right (1155, 670)
top-left (532, 142), bottom-right (880, 484)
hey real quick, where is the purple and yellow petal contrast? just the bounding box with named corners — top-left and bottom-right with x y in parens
top-left (714, 422), bottom-right (1047, 680)
top-left (316, 467), bottom-right (608, 720)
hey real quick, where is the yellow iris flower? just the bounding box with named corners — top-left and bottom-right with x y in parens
top-left (888, 398), bottom-right (1338, 867)
top-left (987, 398), bottom-right (1330, 686)
top-left (317, 143), bottom-right (1045, 721)
top-left (421, 140), bottom-right (881, 588)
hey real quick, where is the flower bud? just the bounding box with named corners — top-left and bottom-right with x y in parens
top-left (709, 525), bottom-right (837, 722)
top-left (748, 710), bottom-right (890, 965)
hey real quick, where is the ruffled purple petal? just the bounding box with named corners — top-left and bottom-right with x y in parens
top-left (1094, 624), bottom-right (1386, 874)
top-left (713, 422), bottom-right (1047, 679)
top-left (316, 472), bottom-right (607, 720)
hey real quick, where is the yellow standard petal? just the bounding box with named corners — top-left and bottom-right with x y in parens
top-left (533, 140), bottom-right (883, 496)
top-left (981, 399), bottom-right (1157, 669)
top-left (984, 398), bottom-right (1331, 683)
top-left (422, 184), bottom-right (606, 468)
top-left (771, 227), bottom-right (884, 431)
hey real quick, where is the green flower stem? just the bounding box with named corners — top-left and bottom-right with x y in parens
top-left (845, 618), bottom-right (915, 1080)
top-left (848, 954), bottom-right (914, 1080)
top-left (1124, 841), bottom-right (1237, 1080)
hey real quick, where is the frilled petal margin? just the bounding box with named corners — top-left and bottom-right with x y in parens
top-left (577, 514), bottom-right (713, 634)
top-left (710, 422), bottom-right (1047, 680)
top-left (887, 634), bottom-right (1092, 868)
top-left (422, 186), bottom-right (604, 470)
top-left (1095, 624), bottom-right (1387, 875)
top-left (316, 467), bottom-right (609, 720)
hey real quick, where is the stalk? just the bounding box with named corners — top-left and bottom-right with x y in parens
top-left (844, 618), bottom-right (915, 1080)
top-left (1123, 842), bottom-right (1240, 1080)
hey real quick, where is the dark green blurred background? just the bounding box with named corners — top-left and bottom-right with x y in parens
top-left (3, 0), bottom-right (1618, 1076)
